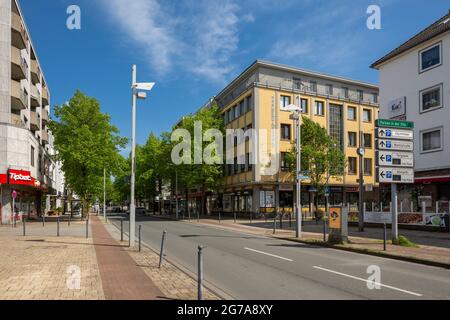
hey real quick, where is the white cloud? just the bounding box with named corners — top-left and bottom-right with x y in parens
top-left (101, 0), bottom-right (242, 83)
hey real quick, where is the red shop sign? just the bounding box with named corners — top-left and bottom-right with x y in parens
top-left (8, 169), bottom-right (34, 186)
top-left (0, 174), bottom-right (7, 184)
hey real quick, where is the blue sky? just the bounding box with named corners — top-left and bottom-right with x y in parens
top-left (19, 0), bottom-right (449, 154)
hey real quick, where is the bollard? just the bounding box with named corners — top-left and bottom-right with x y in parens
top-left (120, 219), bottom-right (124, 242)
top-left (158, 230), bottom-right (167, 268)
top-left (279, 213), bottom-right (283, 230)
top-left (234, 212), bottom-right (236, 223)
top-left (85, 216), bottom-right (89, 238)
top-left (289, 213), bottom-right (292, 228)
top-left (264, 213), bottom-right (267, 223)
top-left (57, 216), bottom-right (60, 237)
top-left (323, 217), bottom-right (327, 242)
top-left (250, 212), bottom-right (252, 224)
top-left (218, 211), bottom-right (221, 224)
top-left (23, 217), bottom-right (26, 237)
top-left (197, 211), bottom-right (199, 223)
top-left (197, 245), bottom-right (204, 301)
top-left (383, 223), bottom-right (387, 251)
top-left (42, 215), bottom-right (45, 227)
top-left (273, 215), bottom-right (277, 234)
top-left (68, 214), bottom-right (71, 226)
top-left (188, 211), bottom-right (191, 222)
top-left (138, 225), bottom-right (142, 252)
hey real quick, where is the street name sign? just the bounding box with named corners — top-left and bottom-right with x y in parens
top-left (376, 119), bottom-right (414, 129)
top-left (377, 151), bottom-right (414, 167)
top-left (377, 167), bottom-right (414, 183)
top-left (376, 128), bottom-right (413, 140)
top-left (377, 139), bottom-right (413, 151)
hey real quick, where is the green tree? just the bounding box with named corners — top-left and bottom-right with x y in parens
top-left (172, 104), bottom-right (224, 216)
top-left (48, 90), bottom-right (127, 217)
top-left (287, 116), bottom-right (346, 218)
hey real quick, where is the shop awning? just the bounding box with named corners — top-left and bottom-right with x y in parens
top-left (415, 175), bottom-right (450, 183)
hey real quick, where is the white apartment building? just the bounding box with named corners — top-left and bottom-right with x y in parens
top-left (372, 10), bottom-right (450, 205)
top-left (0, 0), bottom-right (64, 223)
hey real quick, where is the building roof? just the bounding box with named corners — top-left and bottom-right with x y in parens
top-left (216, 60), bottom-right (378, 101)
top-left (371, 10), bottom-right (450, 69)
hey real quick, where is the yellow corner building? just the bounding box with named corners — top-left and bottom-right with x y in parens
top-left (215, 60), bottom-right (380, 216)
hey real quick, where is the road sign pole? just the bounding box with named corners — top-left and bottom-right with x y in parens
top-left (391, 183), bottom-right (398, 241)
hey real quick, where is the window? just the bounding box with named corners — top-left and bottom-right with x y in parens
top-left (246, 95), bottom-right (253, 111)
top-left (363, 133), bottom-right (372, 148)
top-left (348, 132), bottom-right (357, 147)
top-left (234, 157), bottom-right (238, 174)
top-left (247, 153), bottom-right (253, 171)
top-left (281, 152), bottom-right (290, 171)
top-left (364, 158), bottom-right (372, 176)
top-left (420, 84), bottom-right (442, 112)
top-left (342, 87), bottom-right (349, 99)
top-left (281, 124), bottom-right (291, 140)
top-left (234, 104), bottom-right (240, 118)
top-left (239, 100), bottom-right (245, 115)
top-left (280, 95), bottom-right (291, 108)
top-left (31, 146), bottom-right (35, 167)
top-left (348, 157), bottom-right (357, 175)
top-left (310, 81), bottom-right (317, 93)
top-left (300, 98), bottom-right (308, 113)
top-left (363, 109), bottom-right (371, 122)
top-left (315, 101), bottom-right (324, 116)
top-left (372, 93), bottom-right (378, 104)
top-left (357, 90), bottom-right (364, 101)
top-left (420, 43), bottom-right (441, 72)
top-left (326, 84), bottom-right (334, 95)
top-left (421, 128), bottom-right (443, 153)
top-left (293, 77), bottom-right (302, 90)
top-left (347, 106), bottom-right (356, 120)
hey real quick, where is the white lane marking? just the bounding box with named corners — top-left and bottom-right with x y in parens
top-left (313, 266), bottom-right (423, 297)
top-left (244, 247), bottom-right (293, 262)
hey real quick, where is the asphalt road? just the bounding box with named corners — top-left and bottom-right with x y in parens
top-left (110, 214), bottom-right (450, 300)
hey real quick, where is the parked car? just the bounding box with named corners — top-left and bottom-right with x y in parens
top-left (125, 207), bottom-right (147, 215)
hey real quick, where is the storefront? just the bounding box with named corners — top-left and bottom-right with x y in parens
top-left (0, 169), bottom-right (44, 224)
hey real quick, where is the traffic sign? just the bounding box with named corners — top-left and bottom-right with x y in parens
top-left (12, 190), bottom-right (17, 199)
top-left (376, 119), bottom-right (414, 129)
top-left (377, 139), bottom-right (413, 151)
top-left (377, 167), bottom-right (414, 183)
top-left (377, 128), bottom-right (413, 140)
top-left (377, 151), bottom-right (414, 167)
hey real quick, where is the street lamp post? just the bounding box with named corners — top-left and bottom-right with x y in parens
top-left (175, 168), bottom-right (179, 220)
top-left (103, 167), bottom-right (106, 221)
top-left (130, 65), bottom-right (155, 248)
top-left (284, 104), bottom-right (302, 238)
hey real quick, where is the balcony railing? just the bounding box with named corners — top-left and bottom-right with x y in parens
top-left (30, 84), bottom-right (39, 107)
top-left (11, 80), bottom-right (27, 110)
top-left (11, 46), bottom-right (27, 80)
top-left (41, 129), bottom-right (49, 145)
top-left (10, 113), bottom-right (26, 129)
top-left (11, 12), bottom-right (27, 50)
top-left (42, 87), bottom-right (49, 105)
top-left (31, 59), bottom-right (40, 84)
top-left (41, 109), bottom-right (49, 124)
top-left (30, 111), bottom-right (39, 131)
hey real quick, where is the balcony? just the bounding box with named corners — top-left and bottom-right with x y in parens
top-left (41, 129), bottom-right (49, 145)
top-left (11, 47), bottom-right (27, 80)
top-left (42, 86), bottom-right (49, 106)
top-left (41, 109), bottom-right (49, 124)
top-left (30, 84), bottom-right (39, 108)
top-left (11, 12), bottom-right (27, 50)
top-left (11, 80), bottom-right (27, 110)
top-left (10, 113), bottom-right (26, 129)
top-left (31, 59), bottom-right (40, 84)
top-left (30, 111), bottom-right (39, 132)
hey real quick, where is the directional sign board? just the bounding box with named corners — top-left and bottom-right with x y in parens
top-left (377, 167), bottom-right (414, 183)
top-left (377, 128), bottom-right (413, 140)
top-left (377, 151), bottom-right (414, 167)
top-left (376, 119), bottom-right (414, 184)
top-left (377, 139), bottom-right (413, 151)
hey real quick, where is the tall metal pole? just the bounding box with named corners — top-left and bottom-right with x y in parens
top-left (103, 167), bottom-right (106, 221)
top-left (358, 131), bottom-right (364, 232)
top-left (295, 113), bottom-right (302, 238)
top-left (130, 65), bottom-right (137, 247)
top-left (391, 183), bottom-right (398, 241)
top-left (175, 168), bottom-right (179, 220)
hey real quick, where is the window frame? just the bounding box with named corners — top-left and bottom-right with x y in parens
top-left (362, 109), bottom-right (372, 123)
top-left (420, 126), bottom-right (444, 154)
top-left (347, 106), bottom-right (357, 121)
top-left (363, 158), bottom-right (372, 176)
top-left (280, 123), bottom-right (292, 141)
top-left (342, 87), bottom-right (349, 99)
top-left (280, 95), bottom-right (291, 108)
top-left (419, 41), bottom-right (442, 74)
top-left (363, 133), bottom-right (372, 149)
top-left (314, 100), bottom-right (325, 116)
top-left (326, 84), bottom-right (334, 96)
top-left (348, 132), bottom-right (357, 147)
top-left (419, 83), bottom-right (444, 114)
top-left (300, 98), bottom-right (308, 114)
top-left (348, 157), bottom-right (357, 175)
top-left (310, 81), bottom-right (317, 93)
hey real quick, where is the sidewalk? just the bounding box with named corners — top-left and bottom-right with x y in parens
top-left (0, 216), bottom-right (220, 300)
top-left (173, 216), bottom-right (450, 269)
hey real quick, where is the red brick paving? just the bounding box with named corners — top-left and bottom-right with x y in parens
top-left (91, 216), bottom-right (164, 300)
